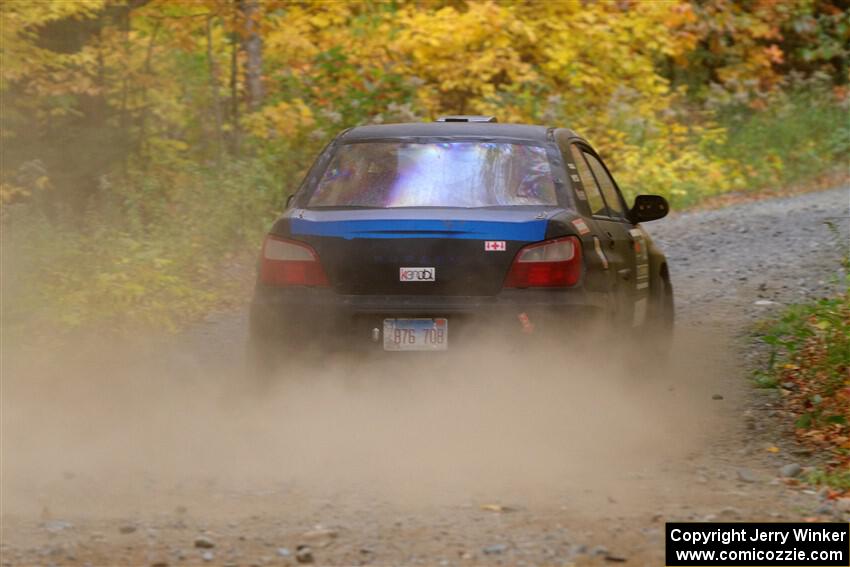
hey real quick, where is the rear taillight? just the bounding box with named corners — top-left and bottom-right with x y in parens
top-left (259, 235), bottom-right (329, 287)
top-left (503, 236), bottom-right (582, 288)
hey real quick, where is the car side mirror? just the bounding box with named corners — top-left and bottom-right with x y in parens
top-left (629, 194), bottom-right (669, 223)
top-left (285, 194), bottom-right (295, 208)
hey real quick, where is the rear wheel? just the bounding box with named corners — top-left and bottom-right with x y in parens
top-left (642, 269), bottom-right (674, 362)
top-left (246, 317), bottom-right (336, 385)
top-left (245, 306), bottom-right (299, 384)
top-left (245, 333), bottom-right (283, 384)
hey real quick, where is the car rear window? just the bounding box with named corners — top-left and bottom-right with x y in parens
top-left (308, 141), bottom-right (558, 208)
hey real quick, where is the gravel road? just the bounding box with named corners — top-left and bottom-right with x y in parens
top-left (653, 186), bottom-right (849, 324)
top-left (3, 186), bottom-right (849, 567)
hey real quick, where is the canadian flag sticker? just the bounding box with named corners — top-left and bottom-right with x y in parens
top-left (571, 218), bottom-right (591, 235)
top-left (484, 240), bottom-right (506, 251)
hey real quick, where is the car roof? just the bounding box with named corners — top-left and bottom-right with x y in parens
top-left (339, 122), bottom-right (559, 143)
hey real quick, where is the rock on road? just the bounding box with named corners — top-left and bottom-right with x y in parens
top-left (2, 186), bottom-right (848, 567)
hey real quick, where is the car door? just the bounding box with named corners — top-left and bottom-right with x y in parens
top-left (565, 143), bottom-right (641, 323)
top-left (580, 149), bottom-right (651, 326)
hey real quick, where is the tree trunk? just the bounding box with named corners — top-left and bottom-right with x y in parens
top-left (238, 0), bottom-right (263, 112)
top-left (120, 6), bottom-right (131, 178)
top-left (206, 16), bottom-right (224, 162)
top-left (229, 21), bottom-right (240, 156)
top-left (137, 20), bottom-right (161, 171)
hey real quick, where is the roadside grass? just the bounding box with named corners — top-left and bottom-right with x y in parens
top-left (714, 86), bottom-right (850, 193)
top-left (754, 223), bottom-right (850, 494)
top-left (1, 159), bottom-right (279, 335)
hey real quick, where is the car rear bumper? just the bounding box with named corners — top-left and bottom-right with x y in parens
top-left (249, 285), bottom-right (607, 346)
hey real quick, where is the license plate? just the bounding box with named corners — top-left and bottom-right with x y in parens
top-left (383, 318), bottom-right (448, 351)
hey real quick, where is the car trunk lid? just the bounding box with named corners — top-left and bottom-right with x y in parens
top-left (279, 208), bottom-right (553, 296)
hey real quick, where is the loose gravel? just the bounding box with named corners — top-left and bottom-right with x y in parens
top-left (651, 186), bottom-right (849, 326)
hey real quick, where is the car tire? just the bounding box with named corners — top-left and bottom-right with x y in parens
top-left (643, 272), bottom-right (674, 362)
top-left (245, 334), bottom-right (281, 385)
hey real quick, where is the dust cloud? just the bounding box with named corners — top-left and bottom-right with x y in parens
top-left (2, 323), bottom-right (731, 523)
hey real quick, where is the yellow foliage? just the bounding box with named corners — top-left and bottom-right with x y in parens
top-left (392, 2), bottom-right (537, 116)
top-left (245, 99), bottom-right (315, 140)
top-left (0, 0), bottom-right (105, 86)
top-left (0, 182), bottom-right (29, 204)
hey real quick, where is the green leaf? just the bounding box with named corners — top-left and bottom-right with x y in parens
top-left (795, 413), bottom-right (813, 429)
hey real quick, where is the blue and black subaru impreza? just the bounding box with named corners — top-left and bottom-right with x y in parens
top-left (248, 116), bottom-right (672, 374)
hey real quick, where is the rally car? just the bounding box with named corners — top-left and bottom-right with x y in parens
top-left (248, 116), bottom-right (673, 375)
